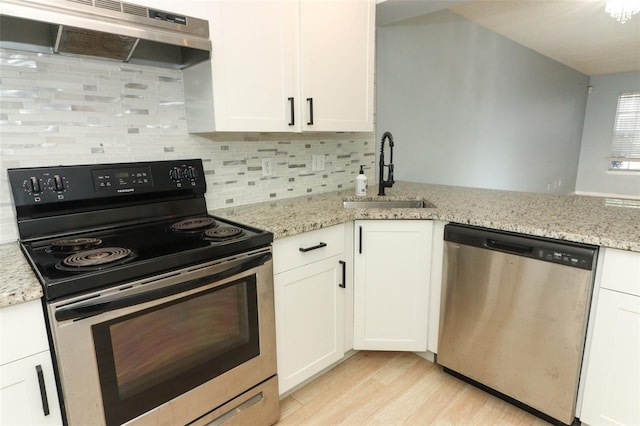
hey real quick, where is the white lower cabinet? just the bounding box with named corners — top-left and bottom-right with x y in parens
top-left (1, 352), bottom-right (61, 426)
top-left (353, 220), bottom-right (432, 351)
top-left (273, 224), bottom-right (350, 395)
top-left (427, 220), bottom-right (447, 353)
top-left (0, 300), bottom-right (62, 425)
top-left (580, 248), bottom-right (640, 426)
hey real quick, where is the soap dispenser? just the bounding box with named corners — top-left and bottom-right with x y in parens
top-left (355, 165), bottom-right (368, 196)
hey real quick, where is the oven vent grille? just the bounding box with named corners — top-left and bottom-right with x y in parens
top-left (94, 0), bottom-right (120, 12)
top-left (122, 3), bottom-right (146, 17)
top-left (64, 0), bottom-right (147, 17)
top-left (65, 0), bottom-right (92, 6)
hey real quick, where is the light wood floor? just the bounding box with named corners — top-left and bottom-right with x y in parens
top-left (277, 351), bottom-right (551, 426)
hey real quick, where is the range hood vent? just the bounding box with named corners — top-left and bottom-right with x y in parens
top-left (0, 0), bottom-right (211, 69)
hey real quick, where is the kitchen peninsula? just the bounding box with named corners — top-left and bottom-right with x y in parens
top-left (214, 181), bottom-right (640, 251)
top-left (2, 181), bottom-right (639, 308)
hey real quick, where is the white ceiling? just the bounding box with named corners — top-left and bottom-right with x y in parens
top-left (377, 0), bottom-right (640, 76)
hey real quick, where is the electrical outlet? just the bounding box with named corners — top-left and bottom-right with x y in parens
top-left (262, 158), bottom-right (273, 177)
top-left (312, 155), bottom-right (325, 172)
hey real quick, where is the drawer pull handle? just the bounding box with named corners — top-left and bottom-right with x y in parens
top-left (299, 242), bottom-right (327, 252)
top-left (36, 365), bottom-right (50, 416)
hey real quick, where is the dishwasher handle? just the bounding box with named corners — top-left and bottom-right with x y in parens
top-left (484, 238), bottom-right (534, 255)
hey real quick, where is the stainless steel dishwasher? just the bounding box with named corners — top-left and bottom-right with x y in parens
top-left (438, 224), bottom-right (597, 425)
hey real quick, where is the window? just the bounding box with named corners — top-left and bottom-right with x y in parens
top-left (609, 92), bottom-right (640, 171)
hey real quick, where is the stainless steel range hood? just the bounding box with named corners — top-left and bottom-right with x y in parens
top-left (0, 0), bottom-right (211, 69)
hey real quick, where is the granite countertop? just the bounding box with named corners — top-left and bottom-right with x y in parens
top-left (213, 181), bottom-right (640, 251)
top-left (0, 242), bottom-right (42, 308)
top-left (2, 181), bottom-right (639, 308)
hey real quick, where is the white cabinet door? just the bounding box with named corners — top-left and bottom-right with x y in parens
top-left (1, 301), bottom-right (62, 425)
top-left (204, 1), bottom-right (299, 132)
top-left (580, 289), bottom-right (640, 426)
top-left (353, 220), bottom-right (432, 351)
top-left (1, 351), bottom-right (62, 426)
top-left (184, 1), bottom-right (299, 132)
top-left (274, 254), bottom-right (346, 394)
top-left (299, 0), bottom-right (375, 132)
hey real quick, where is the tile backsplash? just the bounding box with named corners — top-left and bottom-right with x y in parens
top-left (0, 49), bottom-right (375, 244)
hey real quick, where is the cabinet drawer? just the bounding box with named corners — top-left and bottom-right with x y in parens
top-left (1, 300), bottom-right (49, 366)
top-left (600, 248), bottom-right (640, 297)
top-left (273, 224), bottom-right (344, 274)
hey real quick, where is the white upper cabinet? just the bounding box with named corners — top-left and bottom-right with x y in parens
top-left (298, 0), bottom-right (375, 132)
top-left (183, 0), bottom-right (375, 133)
top-left (185, 1), bottom-right (299, 133)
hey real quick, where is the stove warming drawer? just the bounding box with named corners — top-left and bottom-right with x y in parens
top-left (186, 376), bottom-right (279, 426)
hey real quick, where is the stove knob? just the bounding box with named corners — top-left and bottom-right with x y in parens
top-left (169, 167), bottom-right (182, 181)
top-left (184, 166), bottom-right (197, 179)
top-left (53, 175), bottom-right (64, 191)
top-left (29, 177), bottom-right (41, 194)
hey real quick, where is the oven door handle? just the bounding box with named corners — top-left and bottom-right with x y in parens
top-left (55, 252), bottom-right (272, 321)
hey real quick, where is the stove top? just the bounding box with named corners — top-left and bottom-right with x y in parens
top-left (8, 160), bottom-right (273, 301)
top-left (22, 215), bottom-right (272, 300)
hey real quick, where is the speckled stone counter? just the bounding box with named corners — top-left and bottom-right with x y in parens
top-left (0, 242), bottom-right (42, 308)
top-left (213, 181), bottom-right (640, 252)
top-left (2, 181), bottom-right (639, 308)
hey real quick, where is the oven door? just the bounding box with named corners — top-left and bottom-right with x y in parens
top-left (47, 248), bottom-right (277, 426)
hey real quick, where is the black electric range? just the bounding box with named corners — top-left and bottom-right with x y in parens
top-left (8, 159), bottom-right (272, 301)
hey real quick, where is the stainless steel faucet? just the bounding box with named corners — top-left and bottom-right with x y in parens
top-left (378, 131), bottom-right (395, 196)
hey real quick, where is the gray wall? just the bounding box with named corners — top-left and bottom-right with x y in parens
top-left (575, 72), bottom-right (640, 197)
top-left (375, 10), bottom-right (590, 194)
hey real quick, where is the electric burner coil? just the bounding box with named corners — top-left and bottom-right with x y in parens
top-left (203, 227), bottom-right (244, 241)
top-left (171, 217), bottom-right (218, 232)
top-left (49, 237), bottom-right (103, 253)
top-left (57, 247), bottom-right (136, 271)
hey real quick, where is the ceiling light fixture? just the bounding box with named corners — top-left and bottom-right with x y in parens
top-left (605, 0), bottom-right (640, 23)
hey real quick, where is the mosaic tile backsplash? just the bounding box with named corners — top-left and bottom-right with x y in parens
top-left (0, 48), bottom-right (375, 244)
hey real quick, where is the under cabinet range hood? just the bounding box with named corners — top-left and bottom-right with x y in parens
top-left (0, 0), bottom-right (211, 69)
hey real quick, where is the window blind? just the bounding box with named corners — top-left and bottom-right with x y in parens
top-left (609, 92), bottom-right (640, 171)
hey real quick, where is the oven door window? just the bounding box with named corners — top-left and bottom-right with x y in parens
top-left (92, 276), bottom-right (259, 426)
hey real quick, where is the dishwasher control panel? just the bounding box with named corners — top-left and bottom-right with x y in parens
top-left (535, 248), bottom-right (592, 269)
top-left (445, 223), bottom-right (597, 271)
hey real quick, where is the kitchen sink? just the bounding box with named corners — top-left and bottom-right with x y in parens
top-left (343, 199), bottom-right (435, 209)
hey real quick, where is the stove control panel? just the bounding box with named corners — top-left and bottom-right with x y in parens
top-left (169, 165), bottom-right (199, 185)
top-left (92, 166), bottom-right (154, 190)
top-left (8, 159), bottom-right (207, 208)
top-left (20, 173), bottom-right (69, 199)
